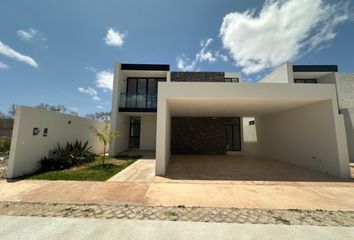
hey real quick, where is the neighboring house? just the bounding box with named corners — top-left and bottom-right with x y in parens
top-left (110, 63), bottom-right (352, 178)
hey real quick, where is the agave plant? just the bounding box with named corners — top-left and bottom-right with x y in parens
top-left (40, 140), bottom-right (96, 171)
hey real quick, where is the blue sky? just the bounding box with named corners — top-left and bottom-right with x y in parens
top-left (0, 0), bottom-right (353, 116)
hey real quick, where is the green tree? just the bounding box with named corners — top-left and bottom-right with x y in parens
top-left (88, 120), bottom-right (119, 166)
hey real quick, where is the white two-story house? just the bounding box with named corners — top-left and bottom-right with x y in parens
top-left (110, 63), bottom-right (353, 179)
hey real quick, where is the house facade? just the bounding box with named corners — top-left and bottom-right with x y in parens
top-left (110, 63), bottom-right (352, 178)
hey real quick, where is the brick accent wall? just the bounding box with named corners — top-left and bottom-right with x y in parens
top-left (171, 72), bottom-right (225, 82)
top-left (171, 117), bottom-right (226, 154)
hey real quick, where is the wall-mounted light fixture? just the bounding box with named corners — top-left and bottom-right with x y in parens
top-left (33, 128), bottom-right (40, 136)
top-left (43, 128), bottom-right (48, 137)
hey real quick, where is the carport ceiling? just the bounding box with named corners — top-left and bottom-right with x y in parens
top-left (167, 98), bottom-right (323, 117)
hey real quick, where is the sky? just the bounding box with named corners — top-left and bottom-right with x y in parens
top-left (0, 0), bottom-right (353, 116)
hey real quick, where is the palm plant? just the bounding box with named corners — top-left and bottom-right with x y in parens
top-left (89, 120), bottom-right (119, 166)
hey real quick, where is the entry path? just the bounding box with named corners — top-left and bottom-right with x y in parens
top-left (1, 216), bottom-right (353, 240)
top-left (1, 179), bottom-right (354, 210)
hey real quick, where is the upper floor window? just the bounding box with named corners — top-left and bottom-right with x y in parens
top-left (225, 78), bottom-right (239, 82)
top-left (294, 79), bottom-right (317, 84)
top-left (120, 77), bottom-right (166, 110)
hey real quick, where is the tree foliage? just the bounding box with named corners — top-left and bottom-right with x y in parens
top-left (0, 103), bottom-right (78, 119)
top-left (88, 120), bottom-right (119, 166)
top-left (85, 111), bottom-right (111, 121)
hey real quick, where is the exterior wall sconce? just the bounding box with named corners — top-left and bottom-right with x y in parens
top-left (43, 128), bottom-right (48, 137)
top-left (33, 128), bottom-right (40, 136)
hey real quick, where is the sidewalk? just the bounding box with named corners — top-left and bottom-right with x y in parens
top-left (1, 216), bottom-right (353, 240)
top-left (1, 179), bottom-right (354, 210)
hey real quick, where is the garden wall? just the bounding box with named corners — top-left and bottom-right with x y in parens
top-left (7, 106), bottom-right (105, 178)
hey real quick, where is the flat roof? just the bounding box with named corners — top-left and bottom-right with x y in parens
top-left (121, 63), bottom-right (170, 71)
top-left (293, 65), bottom-right (338, 72)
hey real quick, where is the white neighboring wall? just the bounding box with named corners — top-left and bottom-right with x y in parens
top-left (335, 73), bottom-right (354, 162)
top-left (7, 106), bottom-right (105, 178)
top-left (258, 62), bottom-right (293, 83)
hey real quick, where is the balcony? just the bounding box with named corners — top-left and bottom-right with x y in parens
top-left (119, 93), bottom-right (157, 112)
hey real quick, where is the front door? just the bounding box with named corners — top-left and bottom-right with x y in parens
top-left (129, 117), bottom-right (140, 149)
top-left (226, 118), bottom-right (241, 151)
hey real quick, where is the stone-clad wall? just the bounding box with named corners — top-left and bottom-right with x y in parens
top-left (171, 72), bottom-right (225, 82)
top-left (171, 117), bottom-right (226, 154)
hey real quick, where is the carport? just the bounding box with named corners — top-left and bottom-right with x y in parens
top-left (156, 82), bottom-right (351, 179)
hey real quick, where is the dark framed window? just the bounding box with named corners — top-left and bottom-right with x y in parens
top-left (294, 79), bottom-right (317, 84)
top-left (123, 77), bottom-right (166, 109)
top-left (225, 78), bottom-right (239, 83)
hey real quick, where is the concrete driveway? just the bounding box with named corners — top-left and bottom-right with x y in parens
top-left (0, 154), bottom-right (353, 210)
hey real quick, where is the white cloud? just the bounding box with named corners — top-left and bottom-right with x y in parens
top-left (176, 38), bottom-right (228, 71)
top-left (0, 41), bottom-right (39, 68)
top-left (0, 61), bottom-right (9, 69)
top-left (196, 38), bottom-right (216, 63)
top-left (104, 28), bottom-right (125, 47)
top-left (96, 105), bottom-right (103, 109)
top-left (17, 28), bottom-right (39, 41)
top-left (215, 51), bottom-right (229, 62)
top-left (176, 54), bottom-right (196, 72)
top-left (85, 65), bottom-right (97, 72)
top-left (96, 70), bottom-right (113, 91)
top-left (78, 87), bottom-right (101, 101)
top-left (219, 0), bottom-right (349, 74)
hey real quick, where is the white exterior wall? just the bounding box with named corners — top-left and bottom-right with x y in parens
top-left (254, 100), bottom-right (349, 178)
top-left (140, 115), bottom-right (157, 150)
top-left (156, 98), bottom-right (170, 175)
top-left (115, 113), bottom-right (130, 153)
top-left (242, 117), bottom-right (258, 155)
top-left (258, 62), bottom-right (293, 83)
top-left (110, 63), bottom-right (121, 156)
top-left (7, 106), bottom-right (105, 178)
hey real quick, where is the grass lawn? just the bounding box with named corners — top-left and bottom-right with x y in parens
top-left (26, 155), bottom-right (140, 181)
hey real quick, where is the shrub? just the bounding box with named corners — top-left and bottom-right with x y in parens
top-left (40, 140), bottom-right (96, 171)
top-left (0, 139), bottom-right (11, 153)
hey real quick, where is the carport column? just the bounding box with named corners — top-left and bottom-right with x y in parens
top-left (155, 96), bottom-right (170, 175)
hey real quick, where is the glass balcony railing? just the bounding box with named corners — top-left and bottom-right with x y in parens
top-left (119, 93), bottom-right (157, 110)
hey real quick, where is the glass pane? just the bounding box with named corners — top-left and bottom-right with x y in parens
top-left (226, 125), bottom-right (233, 151)
top-left (233, 126), bottom-right (241, 151)
top-left (137, 94), bottom-right (146, 108)
top-left (137, 78), bottom-right (147, 94)
top-left (119, 93), bottom-right (126, 108)
top-left (147, 78), bottom-right (157, 95)
top-left (127, 78), bottom-right (137, 94)
top-left (126, 94), bottom-right (136, 108)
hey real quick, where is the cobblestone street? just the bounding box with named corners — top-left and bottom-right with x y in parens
top-left (1, 201), bottom-right (354, 227)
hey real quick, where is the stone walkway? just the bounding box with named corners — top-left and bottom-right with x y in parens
top-left (1, 201), bottom-right (354, 227)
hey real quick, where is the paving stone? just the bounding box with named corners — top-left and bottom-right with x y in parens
top-left (0, 201), bottom-right (354, 226)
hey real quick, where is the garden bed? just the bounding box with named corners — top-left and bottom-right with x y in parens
top-left (25, 156), bottom-right (140, 181)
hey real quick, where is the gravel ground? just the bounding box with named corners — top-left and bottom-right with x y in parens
top-left (0, 159), bottom-right (7, 180)
top-left (1, 201), bottom-right (354, 227)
